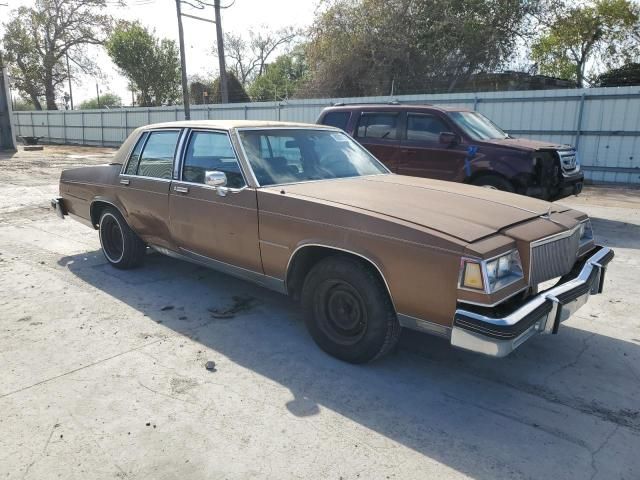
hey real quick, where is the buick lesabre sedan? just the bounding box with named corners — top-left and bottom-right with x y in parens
top-left (52, 121), bottom-right (613, 363)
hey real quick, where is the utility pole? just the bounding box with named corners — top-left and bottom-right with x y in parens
top-left (175, 0), bottom-right (191, 119)
top-left (65, 52), bottom-right (74, 110)
top-left (214, 0), bottom-right (229, 104)
top-left (96, 82), bottom-right (101, 108)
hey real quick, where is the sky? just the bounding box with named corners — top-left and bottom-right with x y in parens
top-left (1, 0), bottom-right (319, 106)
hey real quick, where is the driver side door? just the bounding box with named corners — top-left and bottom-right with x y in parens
top-left (168, 129), bottom-right (262, 273)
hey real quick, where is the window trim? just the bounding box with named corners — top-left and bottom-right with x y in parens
top-left (355, 111), bottom-right (400, 140)
top-left (404, 112), bottom-right (452, 142)
top-left (176, 128), bottom-right (250, 189)
top-left (120, 128), bottom-right (182, 181)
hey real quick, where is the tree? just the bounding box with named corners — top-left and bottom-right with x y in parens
top-left (594, 62), bottom-right (640, 86)
top-left (2, 0), bottom-right (113, 110)
top-left (248, 48), bottom-right (309, 101)
top-left (11, 97), bottom-right (36, 111)
top-left (210, 72), bottom-right (250, 103)
top-left (302, 0), bottom-right (533, 97)
top-left (79, 92), bottom-right (122, 109)
top-left (106, 22), bottom-right (181, 107)
top-left (531, 0), bottom-right (640, 87)
top-left (220, 26), bottom-right (299, 86)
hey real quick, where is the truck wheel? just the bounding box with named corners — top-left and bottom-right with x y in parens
top-left (472, 175), bottom-right (514, 192)
top-left (301, 255), bottom-right (400, 363)
top-left (98, 207), bottom-right (146, 269)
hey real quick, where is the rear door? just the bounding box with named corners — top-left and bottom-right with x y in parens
top-left (353, 111), bottom-right (402, 172)
top-left (398, 112), bottom-right (468, 181)
top-left (168, 129), bottom-right (262, 273)
top-left (118, 129), bottom-right (181, 248)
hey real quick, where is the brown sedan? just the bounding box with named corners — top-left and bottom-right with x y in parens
top-left (52, 121), bottom-right (614, 363)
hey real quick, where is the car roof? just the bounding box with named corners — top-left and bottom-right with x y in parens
top-left (322, 103), bottom-right (473, 113)
top-left (140, 120), bottom-right (339, 131)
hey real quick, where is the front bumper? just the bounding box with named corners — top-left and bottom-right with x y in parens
top-left (451, 245), bottom-right (614, 357)
top-left (51, 197), bottom-right (67, 219)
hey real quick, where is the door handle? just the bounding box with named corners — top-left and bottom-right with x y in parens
top-left (119, 178), bottom-right (130, 185)
top-left (174, 186), bottom-right (189, 193)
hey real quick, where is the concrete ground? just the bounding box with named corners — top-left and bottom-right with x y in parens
top-left (1, 145), bottom-right (639, 480)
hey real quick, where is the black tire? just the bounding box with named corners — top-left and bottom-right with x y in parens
top-left (98, 207), bottom-right (146, 269)
top-left (301, 255), bottom-right (400, 364)
top-left (472, 175), bottom-right (514, 192)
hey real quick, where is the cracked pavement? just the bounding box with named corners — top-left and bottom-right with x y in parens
top-left (1, 146), bottom-right (639, 479)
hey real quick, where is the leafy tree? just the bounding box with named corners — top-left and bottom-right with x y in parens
top-left (11, 97), bottom-right (36, 111)
top-left (594, 62), bottom-right (640, 86)
top-left (79, 92), bottom-right (122, 109)
top-left (531, 0), bottom-right (640, 87)
top-left (302, 0), bottom-right (533, 97)
top-left (1, 0), bottom-right (113, 110)
top-left (210, 72), bottom-right (250, 103)
top-left (248, 49), bottom-right (308, 101)
top-left (189, 75), bottom-right (214, 105)
top-left (106, 22), bottom-right (181, 107)
top-left (220, 26), bottom-right (299, 86)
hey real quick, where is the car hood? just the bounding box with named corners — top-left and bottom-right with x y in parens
top-left (275, 175), bottom-right (558, 243)
top-left (480, 137), bottom-right (572, 151)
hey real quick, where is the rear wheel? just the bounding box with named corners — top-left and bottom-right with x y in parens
top-left (301, 255), bottom-right (400, 363)
top-left (472, 175), bottom-right (514, 192)
top-left (99, 207), bottom-right (146, 269)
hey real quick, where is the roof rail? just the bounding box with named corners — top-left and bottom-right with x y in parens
top-left (329, 100), bottom-right (435, 107)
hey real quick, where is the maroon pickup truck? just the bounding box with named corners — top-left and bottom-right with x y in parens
top-left (316, 104), bottom-right (584, 200)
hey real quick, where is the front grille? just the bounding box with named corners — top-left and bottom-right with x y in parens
top-left (558, 150), bottom-right (580, 174)
top-left (530, 229), bottom-right (580, 285)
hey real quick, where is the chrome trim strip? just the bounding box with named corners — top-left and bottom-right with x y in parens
top-left (118, 174), bottom-right (172, 183)
top-left (397, 314), bottom-right (451, 338)
top-left (150, 245), bottom-right (286, 294)
top-left (119, 130), bottom-right (147, 175)
top-left (284, 243), bottom-right (397, 311)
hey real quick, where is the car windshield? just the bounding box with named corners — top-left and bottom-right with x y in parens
top-left (449, 111), bottom-right (509, 140)
top-left (238, 129), bottom-right (389, 186)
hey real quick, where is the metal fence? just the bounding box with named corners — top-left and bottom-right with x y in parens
top-left (12, 86), bottom-right (640, 184)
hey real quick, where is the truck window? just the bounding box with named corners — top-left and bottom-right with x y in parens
top-left (321, 111), bottom-right (351, 131)
top-left (356, 113), bottom-right (398, 139)
top-left (406, 113), bottom-right (449, 142)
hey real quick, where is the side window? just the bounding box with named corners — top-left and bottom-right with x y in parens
top-left (321, 111), bottom-right (351, 131)
top-left (136, 130), bottom-right (180, 179)
top-left (406, 114), bottom-right (449, 142)
top-left (182, 131), bottom-right (246, 189)
top-left (356, 112), bottom-right (397, 139)
top-left (124, 132), bottom-right (148, 175)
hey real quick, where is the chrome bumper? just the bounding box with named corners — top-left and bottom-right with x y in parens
top-left (451, 246), bottom-right (614, 357)
top-left (51, 197), bottom-right (67, 219)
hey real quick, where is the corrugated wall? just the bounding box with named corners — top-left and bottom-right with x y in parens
top-left (12, 86), bottom-right (640, 184)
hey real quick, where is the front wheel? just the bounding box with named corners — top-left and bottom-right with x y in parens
top-left (301, 255), bottom-right (400, 363)
top-left (98, 207), bottom-right (146, 269)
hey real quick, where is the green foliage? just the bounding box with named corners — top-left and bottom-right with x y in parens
top-left (106, 22), bottom-right (181, 107)
top-left (531, 0), bottom-right (640, 87)
top-left (302, 0), bottom-right (533, 97)
top-left (79, 93), bottom-right (122, 109)
top-left (11, 97), bottom-right (36, 111)
top-left (594, 62), bottom-right (640, 86)
top-left (248, 49), bottom-right (308, 101)
top-left (1, 0), bottom-right (113, 110)
top-left (210, 72), bottom-right (251, 103)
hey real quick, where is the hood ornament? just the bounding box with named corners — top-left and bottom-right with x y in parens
top-left (541, 204), bottom-right (561, 224)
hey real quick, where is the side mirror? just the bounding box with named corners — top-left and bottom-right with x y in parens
top-left (205, 170), bottom-right (227, 188)
top-left (439, 132), bottom-right (459, 145)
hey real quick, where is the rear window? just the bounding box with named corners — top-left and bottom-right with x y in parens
top-left (135, 130), bottom-right (180, 179)
top-left (320, 111), bottom-right (351, 131)
top-left (356, 112), bottom-right (397, 139)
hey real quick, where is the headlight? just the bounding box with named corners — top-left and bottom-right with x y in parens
top-left (579, 219), bottom-right (594, 247)
top-left (459, 250), bottom-right (524, 293)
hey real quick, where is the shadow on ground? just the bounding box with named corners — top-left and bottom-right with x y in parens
top-left (59, 249), bottom-right (640, 479)
top-left (590, 216), bottom-right (640, 249)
